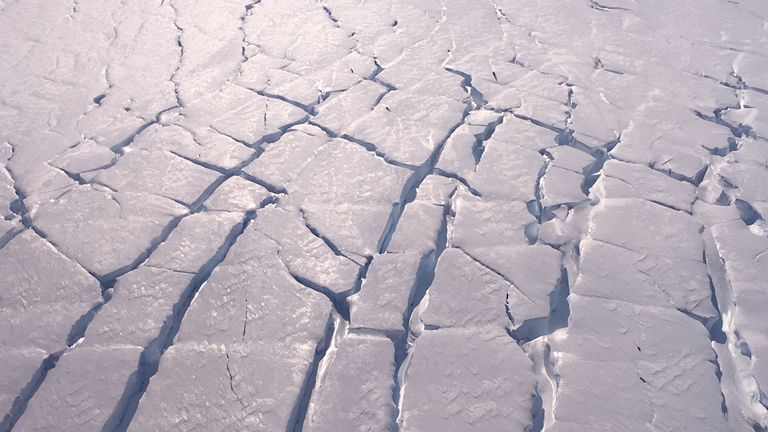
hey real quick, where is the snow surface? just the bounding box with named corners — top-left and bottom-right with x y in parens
top-left (1, 0), bottom-right (767, 431)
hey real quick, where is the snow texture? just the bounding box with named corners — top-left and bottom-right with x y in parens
top-left (1, 0), bottom-right (768, 431)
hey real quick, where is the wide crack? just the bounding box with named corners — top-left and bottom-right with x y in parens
top-left (104, 208), bottom-right (261, 432)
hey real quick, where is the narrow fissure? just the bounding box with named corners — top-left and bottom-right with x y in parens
top-left (287, 313), bottom-right (339, 432)
top-left (390, 189), bottom-right (455, 431)
top-left (105, 209), bottom-right (259, 432)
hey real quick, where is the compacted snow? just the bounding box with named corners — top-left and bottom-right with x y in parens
top-left (1, 0), bottom-right (767, 431)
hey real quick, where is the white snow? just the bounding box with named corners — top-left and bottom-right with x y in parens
top-left (2, 0), bottom-right (767, 431)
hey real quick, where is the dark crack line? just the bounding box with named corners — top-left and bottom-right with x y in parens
top-left (0, 355), bottom-right (61, 432)
top-left (376, 106), bottom-right (474, 255)
top-left (209, 124), bottom-right (262, 151)
top-left (7, 134), bottom-right (281, 429)
top-left (166, 150), bottom-right (229, 175)
top-left (455, 246), bottom-right (535, 303)
top-left (107, 106), bottom-right (182, 156)
top-left (282, 257), bottom-right (351, 321)
top-left (673, 248), bottom-right (730, 419)
top-left (508, 266), bottom-right (570, 344)
top-left (444, 67), bottom-right (487, 110)
top-left (693, 108), bottom-right (756, 141)
top-left (700, 225), bottom-right (768, 428)
top-left (391, 189), bottom-right (455, 431)
top-left (258, 224), bottom-right (360, 322)
top-left (233, 0), bottom-right (263, 81)
top-left (104, 209), bottom-right (259, 432)
top-left (5, 163), bottom-right (110, 292)
top-left (367, 59), bottom-right (398, 92)
top-left (432, 168), bottom-right (482, 197)
top-left (225, 352), bottom-right (247, 411)
top-left (306, 120), bottom-right (418, 172)
top-left (590, 0), bottom-right (631, 12)
top-left (298, 207), bottom-right (364, 266)
top-left (242, 290), bottom-right (249, 343)
top-left (237, 83), bottom-right (316, 116)
top-left (290, 56), bottom-right (476, 428)
top-left (321, 5), bottom-right (339, 25)
top-left (0, 224), bottom-right (23, 249)
top-left (165, 0), bottom-right (185, 108)
top-left (239, 171), bottom-right (287, 195)
top-left (593, 57), bottom-right (626, 75)
top-left (288, 313), bottom-right (337, 432)
top-left (472, 114), bottom-right (504, 167)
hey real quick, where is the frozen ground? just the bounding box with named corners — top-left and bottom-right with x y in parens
top-left (0, 0), bottom-right (767, 431)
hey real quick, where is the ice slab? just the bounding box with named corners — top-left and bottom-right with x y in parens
top-left (14, 346), bottom-right (143, 432)
top-left (304, 334), bottom-right (396, 432)
top-left (400, 329), bottom-right (536, 432)
top-left (348, 252), bottom-right (421, 332)
top-left (32, 187), bottom-right (187, 277)
top-left (0, 230), bottom-right (101, 353)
